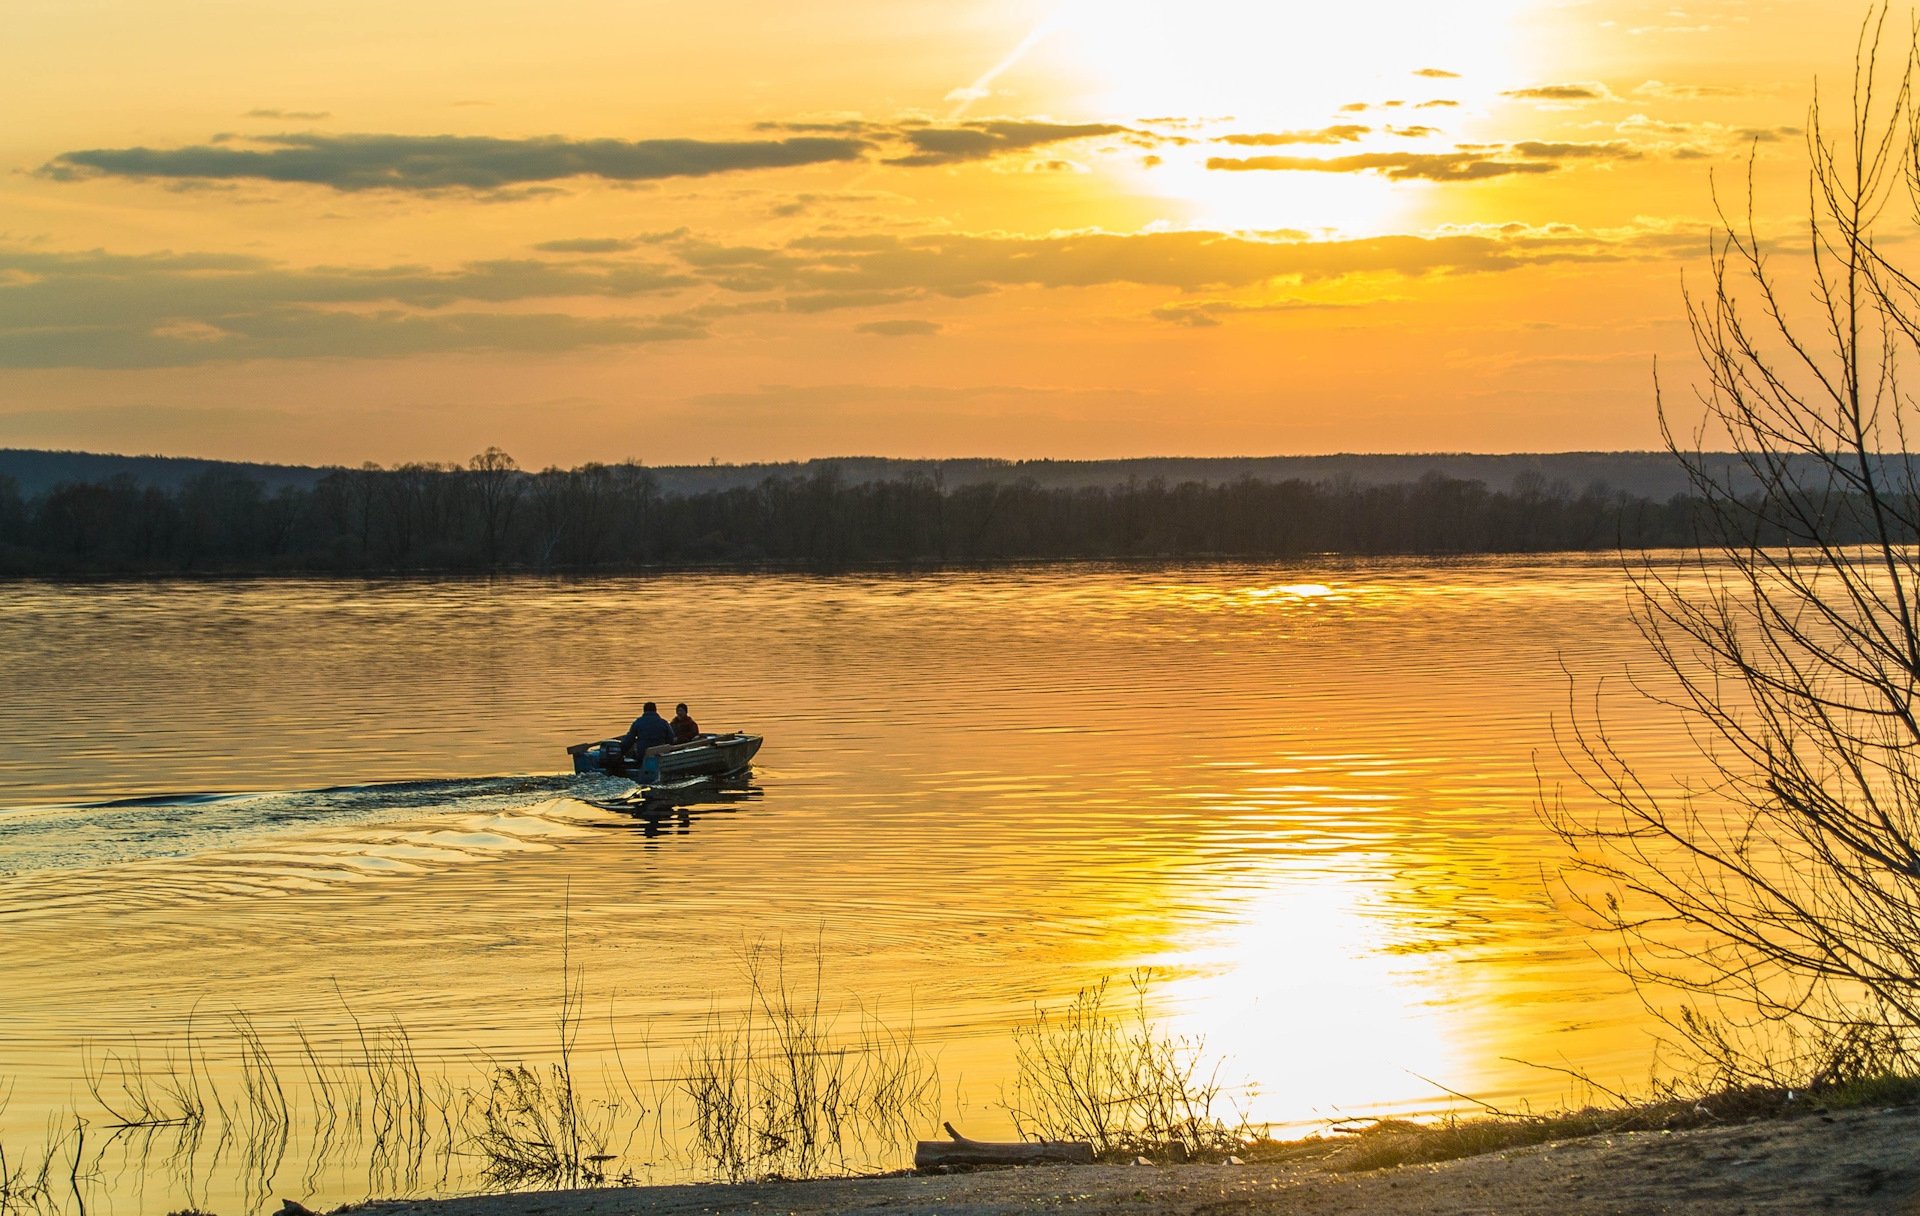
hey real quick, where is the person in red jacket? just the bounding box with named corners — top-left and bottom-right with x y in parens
top-left (670, 703), bottom-right (701, 743)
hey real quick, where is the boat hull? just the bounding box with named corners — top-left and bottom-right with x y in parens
top-left (571, 733), bottom-right (762, 781)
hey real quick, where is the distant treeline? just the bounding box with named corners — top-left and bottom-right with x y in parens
top-left (0, 448), bottom-right (1881, 575)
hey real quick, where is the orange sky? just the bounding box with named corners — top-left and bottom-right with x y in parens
top-left (0, 1), bottom-right (1874, 466)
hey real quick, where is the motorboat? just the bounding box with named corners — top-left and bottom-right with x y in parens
top-left (568, 732), bottom-right (763, 782)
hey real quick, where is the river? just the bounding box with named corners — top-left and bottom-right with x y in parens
top-left (0, 557), bottom-right (1704, 1211)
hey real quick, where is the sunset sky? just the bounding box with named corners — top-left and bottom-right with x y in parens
top-left (0, 1), bottom-right (1872, 466)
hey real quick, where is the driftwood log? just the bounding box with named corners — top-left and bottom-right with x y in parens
top-left (914, 1122), bottom-right (1095, 1171)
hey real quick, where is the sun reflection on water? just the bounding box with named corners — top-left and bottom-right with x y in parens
top-left (1257, 582), bottom-right (1336, 599)
top-left (1144, 855), bottom-right (1466, 1129)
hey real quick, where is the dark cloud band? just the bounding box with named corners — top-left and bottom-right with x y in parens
top-left (43, 120), bottom-right (1162, 191)
top-left (43, 132), bottom-right (872, 191)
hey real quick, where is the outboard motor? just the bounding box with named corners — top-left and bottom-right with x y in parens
top-left (571, 740), bottom-right (621, 774)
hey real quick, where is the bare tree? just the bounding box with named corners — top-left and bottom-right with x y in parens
top-left (468, 446), bottom-right (523, 569)
top-left (1549, 12), bottom-right (1920, 1085)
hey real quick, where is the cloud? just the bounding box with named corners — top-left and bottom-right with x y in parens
top-left (1502, 83), bottom-right (1615, 102)
top-left (0, 311), bottom-right (704, 369)
top-left (1632, 80), bottom-right (1759, 101)
top-left (534, 237), bottom-right (638, 253)
top-left (1415, 99), bottom-right (1461, 109)
top-left (1388, 125), bottom-right (1440, 138)
top-left (785, 289), bottom-right (921, 313)
top-left (1613, 114), bottom-right (1802, 156)
top-left (885, 120), bottom-right (1135, 166)
top-left (1150, 297), bottom-right (1357, 327)
top-left (754, 119), bottom-right (888, 135)
top-left (1508, 140), bottom-right (1640, 160)
top-left (0, 220), bottom-right (1694, 368)
top-left (1413, 68), bottom-right (1461, 79)
top-left (44, 120), bottom-right (1184, 190)
top-left (767, 189), bottom-right (902, 217)
top-left (245, 108), bottom-right (331, 121)
top-left (1207, 151), bottom-right (1559, 181)
top-left (0, 246), bottom-right (703, 367)
top-left (856, 319), bottom-right (942, 337)
top-left (1206, 135), bottom-right (1649, 180)
top-left (43, 131), bottom-right (872, 191)
top-left (672, 224), bottom-right (1672, 301)
top-left (1217, 125), bottom-right (1369, 146)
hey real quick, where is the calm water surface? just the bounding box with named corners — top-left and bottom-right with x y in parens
top-left (0, 559), bottom-right (1701, 1210)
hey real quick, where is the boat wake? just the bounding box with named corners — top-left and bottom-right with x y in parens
top-left (0, 772), bottom-right (631, 877)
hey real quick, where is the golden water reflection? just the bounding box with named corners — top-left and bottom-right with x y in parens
top-left (0, 557), bottom-right (1706, 1206)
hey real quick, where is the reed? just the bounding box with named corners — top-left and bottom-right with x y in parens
top-left (469, 1061), bottom-right (622, 1188)
top-left (1002, 971), bottom-right (1246, 1160)
top-left (18, 941), bottom-right (937, 1207)
top-left (464, 896), bottom-right (644, 1188)
top-left (679, 944), bottom-right (939, 1182)
top-left (0, 1115), bottom-right (91, 1216)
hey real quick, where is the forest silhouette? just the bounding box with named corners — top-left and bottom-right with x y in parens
top-left (0, 449), bottom-right (1898, 575)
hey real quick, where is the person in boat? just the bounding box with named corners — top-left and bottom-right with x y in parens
top-left (622, 702), bottom-right (676, 759)
top-left (670, 702), bottom-right (701, 744)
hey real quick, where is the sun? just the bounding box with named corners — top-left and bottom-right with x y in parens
top-left (1017, 0), bottom-right (1541, 233)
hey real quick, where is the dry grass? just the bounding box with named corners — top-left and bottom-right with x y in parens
top-left (1002, 971), bottom-right (1247, 1161)
top-left (680, 944), bottom-right (939, 1182)
top-left (0, 1112), bottom-right (91, 1216)
top-left (1243, 1064), bottom-right (1920, 1174)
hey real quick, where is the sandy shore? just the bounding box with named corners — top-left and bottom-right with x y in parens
top-left (354, 1103), bottom-right (1920, 1216)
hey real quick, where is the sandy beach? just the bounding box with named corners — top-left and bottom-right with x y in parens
top-left (351, 1102), bottom-right (1920, 1216)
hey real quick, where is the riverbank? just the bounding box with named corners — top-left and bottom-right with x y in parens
top-left (354, 1102), bottom-right (1920, 1215)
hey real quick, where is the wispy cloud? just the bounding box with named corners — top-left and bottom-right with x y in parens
top-left (1208, 151), bottom-right (1559, 181)
top-left (1508, 140), bottom-right (1639, 160)
top-left (245, 108), bottom-right (331, 121)
top-left (675, 224), bottom-right (1679, 298)
top-left (45, 119), bottom-right (1173, 189)
top-left (1217, 125), bottom-right (1370, 146)
top-left (1632, 79), bottom-right (1764, 101)
top-left (0, 246), bottom-right (701, 367)
top-left (1503, 83), bottom-right (1616, 102)
top-left (43, 132), bottom-right (872, 191)
top-left (856, 319), bottom-right (942, 337)
top-left (0, 309), bottom-right (704, 369)
top-left (1208, 136), bottom-right (1650, 180)
top-left (0, 220), bottom-right (1696, 368)
top-left (885, 120), bottom-right (1138, 166)
top-left (1150, 297), bottom-right (1357, 327)
top-left (533, 237), bottom-right (639, 253)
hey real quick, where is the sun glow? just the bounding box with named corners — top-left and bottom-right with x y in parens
top-left (1027, 0), bottom-right (1540, 232)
